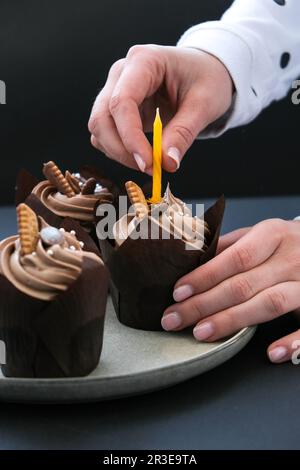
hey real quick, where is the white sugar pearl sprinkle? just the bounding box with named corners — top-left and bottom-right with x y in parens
top-left (79, 241), bottom-right (84, 248)
top-left (70, 230), bottom-right (76, 236)
top-left (69, 245), bottom-right (76, 251)
top-left (47, 249), bottom-right (54, 256)
top-left (41, 227), bottom-right (64, 246)
top-left (59, 228), bottom-right (65, 233)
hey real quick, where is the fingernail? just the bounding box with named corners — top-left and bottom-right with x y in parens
top-left (193, 322), bottom-right (214, 341)
top-left (161, 312), bottom-right (182, 331)
top-left (268, 346), bottom-right (288, 363)
top-left (173, 285), bottom-right (194, 302)
top-left (133, 153), bottom-right (146, 173)
top-left (167, 147), bottom-right (180, 170)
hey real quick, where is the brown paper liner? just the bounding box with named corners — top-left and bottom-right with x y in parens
top-left (99, 196), bottom-right (225, 331)
top-left (15, 169), bottom-right (39, 206)
top-left (0, 255), bottom-right (109, 378)
top-left (79, 165), bottom-right (120, 202)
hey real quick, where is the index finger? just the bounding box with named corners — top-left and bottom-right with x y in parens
top-left (109, 46), bottom-right (165, 171)
top-left (174, 219), bottom-right (284, 298)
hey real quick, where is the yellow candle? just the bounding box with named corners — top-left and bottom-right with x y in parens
top-left (149, 108), bottom-right (162, 204)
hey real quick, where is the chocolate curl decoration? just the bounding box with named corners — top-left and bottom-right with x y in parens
top-left (80, 165), bottom-right (120, 199)
top-left (82, 178), bottom-right (97, 195)
top-left (100, 195), bottom-right (225, 331)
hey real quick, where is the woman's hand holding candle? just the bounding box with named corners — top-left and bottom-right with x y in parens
top-left (88, 45), bottom-right (233, 174)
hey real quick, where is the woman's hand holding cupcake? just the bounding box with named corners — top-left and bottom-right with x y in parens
top-left (162, 219), bottom-right (300, 365)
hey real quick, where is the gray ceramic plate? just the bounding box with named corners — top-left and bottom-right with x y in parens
top-left (0, 297), bottom-right (255, 403)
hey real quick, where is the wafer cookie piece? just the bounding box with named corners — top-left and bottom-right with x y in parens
top-left (17, 203), bottom-right (39, 256)
top-left (65, 171), bottom-right (81, 194)
top-left (125, 181), bottom-right (148, 217)
top-left (43, 161), bottom-right (75, 198)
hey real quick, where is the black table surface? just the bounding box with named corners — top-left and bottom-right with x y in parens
top-left (0, 196), bottom-right (300, 450)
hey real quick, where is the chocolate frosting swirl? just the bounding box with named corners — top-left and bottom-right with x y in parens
top-left (0, 221), bottom-right (102, 301)
top-left (114, 185), bottom-right (209, 250)
top-left (32, 180), bottom-right (112, 229)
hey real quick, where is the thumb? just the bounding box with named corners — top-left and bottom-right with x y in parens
top-left (162, 93), bottom-right (211, 172)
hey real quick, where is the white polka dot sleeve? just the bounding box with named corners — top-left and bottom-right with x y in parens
top-left (177, 0), bottom-right (300, 138)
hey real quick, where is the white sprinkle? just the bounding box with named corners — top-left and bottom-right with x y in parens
top-left (32, 251), bottom-right (36, 256)
top-left (69, 245), bottom-right (76, 251)
top-left (41, 226), bottom-right (64, 246)
top-left (47, 249), bottom-right (54, 256)
top-left (74, 173), bottom-right (81, 179)
top-left (70, 230), bottom-right (76, 236)
top-left (59, 228), bottom-right (65, 233)
top-left (79, 241), bottom-right (84, 248)
top-left (79, 182), bottom-right (83, 187)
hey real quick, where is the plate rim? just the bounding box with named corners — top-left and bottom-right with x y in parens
top-left (0, 325), bottom-right (256, 386)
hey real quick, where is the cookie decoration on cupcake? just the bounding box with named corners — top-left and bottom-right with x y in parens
top-left (43, 161), bottom-right (76, 198)
top-left (115, 182), bottom-right (209, 251)
top-left (31, 161), bottom-right (114, 232)
top-left (15, 162), bottom-right (118, 249)
top-left (125, 181), bottom-right (149, 218)
top-left (17, 203), bottom-right (39, 256)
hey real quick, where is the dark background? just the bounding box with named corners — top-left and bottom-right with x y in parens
top-left (0, 0), bottom-right (299, 205)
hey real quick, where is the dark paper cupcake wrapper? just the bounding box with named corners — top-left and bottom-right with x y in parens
top-left (100, 195), bottom-right (225, 331)
top-left (15, 168), bottom-right (39, 206)
top-left (80, 165), bottom-right (120, 203)
top-left (0, 256), bottom-right (109, 378)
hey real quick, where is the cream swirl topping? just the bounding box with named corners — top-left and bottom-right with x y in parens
top-left (0, 221), bottom-right (101, 301)
top-left (32, 180), bottom-right (112, 227)
top-left (114, 185), bottom-right (209, 250)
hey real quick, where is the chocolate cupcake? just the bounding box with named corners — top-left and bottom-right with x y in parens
top-left (100, 182), bottom-right (225, 331)
top-left (15, 161), bottom-right (116, 246)
top-left (0, 204), bottom-right (108, 378)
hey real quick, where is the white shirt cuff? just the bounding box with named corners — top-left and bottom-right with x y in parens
top-left (177, 24), bottom-right (264, 138)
